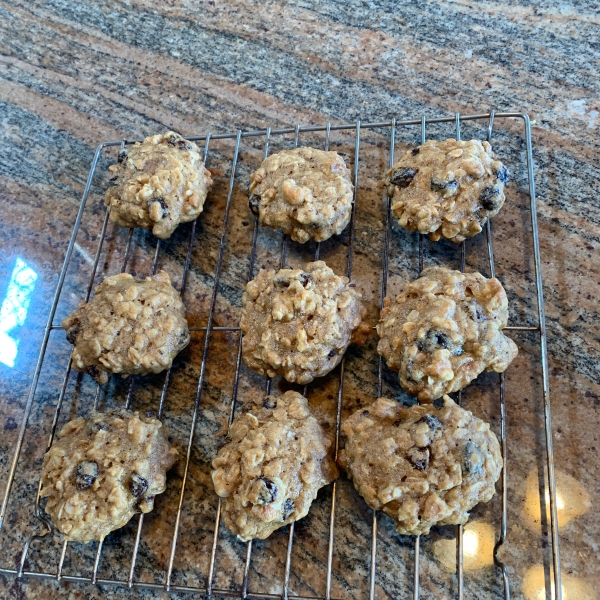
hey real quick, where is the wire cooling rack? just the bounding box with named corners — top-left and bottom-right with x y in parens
top-left (0, 111), bottom-right (561, 599)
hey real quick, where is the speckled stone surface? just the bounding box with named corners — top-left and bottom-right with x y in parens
top-left (0, 1), bottom-right (599, 599)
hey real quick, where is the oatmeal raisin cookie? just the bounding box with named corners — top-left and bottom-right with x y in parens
top-left (249, 147), bottom-right (353, 243)
top-left (62, 270), bottom-right (189, 385)
top-left (377, 266), bottom-right (517, 402)
top-left (387, 138), bottom-right (509, 242)
top-left (40, 409), bottom-right (178, 543)
top-left (339, 395), bottom-right (501, 536)
top-left (240, 261), bottom-right (368, 384)
top-left (105, 131), bottom-right (213, 239)
top-left (212, 391), bottom-right (338, 541)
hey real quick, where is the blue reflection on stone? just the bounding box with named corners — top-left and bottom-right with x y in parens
top-left (0, 258), bottom-right (38, 368)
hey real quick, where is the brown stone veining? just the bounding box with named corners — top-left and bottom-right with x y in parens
top-left (0, 1), bottom-right (599, 598)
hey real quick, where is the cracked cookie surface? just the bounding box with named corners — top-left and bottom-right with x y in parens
top-left (240, 261), bottom-right (368, 384)
top-left (387, 138), bottom-right (509, 242)
top-left (249, 147), bottom-right (353, 243)
top-left (105, 131), bottom-right (213, 239)
top-left (40, 409), bottom-right (178, 543)
top-left (212, 391), bottom-right (338, 541)
top-left (62, 270), bottom-right (189, 385)
top-left (377, 266), bottom-right (517, 402)
top-left (339, 396), bottom-right (501, 536)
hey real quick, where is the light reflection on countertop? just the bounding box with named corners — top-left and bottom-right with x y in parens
top-left (523, 565), bottom-right (597, 600)
top-left (433, 521), bottom-right (496, 573)
top-left (432, 466), bottom-right (592, 580)
top-left (523, 469), bottom-right (591, 532)
top-left (0, 257), bottom-right (38, 368)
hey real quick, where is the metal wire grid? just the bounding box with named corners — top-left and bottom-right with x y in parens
top-left (0, 111), bottom-right (561, 599)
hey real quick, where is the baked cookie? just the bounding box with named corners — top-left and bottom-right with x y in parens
top-left (387, 138), bottom-right (509, 242)
top-left (377, 266), bottom-right (517, 402)
top-left (212, 391), bottom-right (338, 541)
top-left (40, 409), bottom-right (178, 543)
top-left (62, 270), bottom-right (189, 385)
top-left (339, 395), bottom-right (501, 536)
top-left (248, 147), bottom-right (353, 243)
top-left (105, 131), bottom-right (213, 239)
top-left (240, 261), bottom-right (368, 384)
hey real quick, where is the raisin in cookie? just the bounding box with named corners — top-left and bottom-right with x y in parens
top-left (248, 147), bottom-right (353, 243)
top-left (62, 270), bottom-right (189, 385)
top-left (240, 261), bottom-right (368, 384)
top-left (105, 131), bottom-right (213, 239)
top-left (339, 396), bottom-right (501, 536)
top-left (387, 139), bottom-right (509, 243)
top-left (40, 409), bottom-right (178, 543)
top-left (212, 391), bottom-right (338, 541)
top-left (377, 267), bottom-right (517, 402)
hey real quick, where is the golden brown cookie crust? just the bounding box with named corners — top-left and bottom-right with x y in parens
top-left (211, 391), bottom-right (338, 541)
top-left (62, 270), bottom-right (189, 385)
top-left (339, 396), bottom-right (501, 536)
top-left (240, 261), bottom-right (366, 384)
top-left (249, 147), bottom-right (353, 243)
top-left (40, 409), bottom-right (178, 543)
top-left (377, 267), bottom-right (517, 402)
top-left (387, 138), bottom-right (509, 243)
top-left (105, 131), bottom-right (213, 239)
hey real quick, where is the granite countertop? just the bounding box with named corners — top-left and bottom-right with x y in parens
top-left (1, 1), bottom-right (599, 599)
